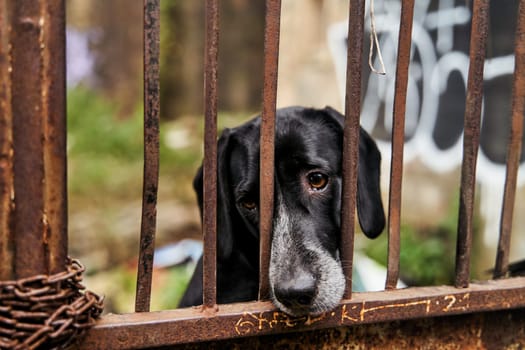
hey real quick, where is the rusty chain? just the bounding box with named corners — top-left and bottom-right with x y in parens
top-left (0, 258), bottom-right (103, 350)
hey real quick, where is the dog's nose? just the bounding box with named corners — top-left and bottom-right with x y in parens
top-left (274, 273), bottom-right (316, 308)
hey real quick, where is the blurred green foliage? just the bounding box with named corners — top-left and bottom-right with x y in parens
top-left (68, 87), bottom-right (142, 198)
top-left (67, 87), bottom-right (143, 161)
top-left (66, 86), bottom-right (254, 312)
top-left (67, 86), bottom-right (201, 312)
top-left (84, 263), bottom-right (194, 313)
top-left (365, 198), bottom-right (460, 286)
top-left (67, 86), bottom-right (255, 200)
top-left (67, 86), bottom-right (204, 202)
top-left (151, 265), bottom-right (196, 311)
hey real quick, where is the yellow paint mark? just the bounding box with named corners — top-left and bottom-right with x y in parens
top-left (443, 293), bottom-right (470, 312)
top-left (234, 292), bottom-right (478, 335)
top-left (359, 299), bottom-right (432, 321)
top-left (341, 303), bottom-right (361, 322)
top-left (234, 310), bottom-right (329, 334)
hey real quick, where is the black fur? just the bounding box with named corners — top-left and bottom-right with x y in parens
top-left (179, 106), bottom-right (385, 314)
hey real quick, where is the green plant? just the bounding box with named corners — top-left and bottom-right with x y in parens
top-left (67, 86), bottom-right (205, 201)
top-left (365, 196), bottom-right (460, 286)
top-left (365, 224), bottom-right (456, 286)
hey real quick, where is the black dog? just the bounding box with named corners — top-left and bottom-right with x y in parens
top-left (179, 106), bottom-right (385, 316)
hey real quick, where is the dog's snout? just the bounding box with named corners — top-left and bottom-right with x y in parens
top-left (273, 273), bottom-right (316, 308)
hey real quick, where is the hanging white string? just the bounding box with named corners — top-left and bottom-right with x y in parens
top-left (368, 0), bottom-right (387, 75)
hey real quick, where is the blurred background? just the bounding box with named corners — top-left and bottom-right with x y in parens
top-left (65, 0), bottom-right (525, 313)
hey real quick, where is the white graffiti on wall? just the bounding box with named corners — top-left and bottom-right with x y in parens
top-left (328, 0), bottom-right (522, 187)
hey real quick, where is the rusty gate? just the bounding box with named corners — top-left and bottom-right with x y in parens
top-left (1, 0), bottom-right (525, 349)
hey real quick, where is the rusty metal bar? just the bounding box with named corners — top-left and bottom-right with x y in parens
top-left (41, 0), bottom-right (67, 276)
top-left (79, 277), bottom-right (525, 349)
top-left (9, 0), bottom-right (67, 279)
top-left (0, 0), bottom-right (14, 281)
top-left (259, 0), bottom-right (281, 301)
top-left (135, 0), bottom-right (160, 313)
top-left (10, 0), bottom-right (46, 279)
top-left (202, 0), bottom-right (219, 309)
top-left (494, 0), bottom-right (525, 279)
top-left (341, 0), bottom-right (366, 299)
top-left (385, 0), bottom-right (415, 290)
top-left (455, 0), bottom-right (489, 288)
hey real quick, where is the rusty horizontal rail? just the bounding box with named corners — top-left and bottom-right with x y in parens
top-left (79, 278), bottom-right (525, 349)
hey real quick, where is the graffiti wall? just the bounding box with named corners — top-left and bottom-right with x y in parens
top-left (328, 0), bottom-right (523, 186)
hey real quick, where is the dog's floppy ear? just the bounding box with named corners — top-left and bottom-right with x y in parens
top-left (322, 106), bottom-right (385, 239)
top-left (357, 128), bottom-right (385, 238)
top-left (193, 128), bottom-right (235, 259)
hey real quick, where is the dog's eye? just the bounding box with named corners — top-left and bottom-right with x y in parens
top-left (307, 172), bottom-right (328, 191)
top-left (240, 199), bottom-right (257, 210)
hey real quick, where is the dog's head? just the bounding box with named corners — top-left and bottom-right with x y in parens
top-left (193, 106), bottom-right (385, 316)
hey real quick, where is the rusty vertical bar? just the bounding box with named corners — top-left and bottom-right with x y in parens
top-left (135, 0), bottom-right (160, 313)
top-left (202, 0), bottom-right (219, 309)
top-left (259, 0), bottom-right (281, 301)
top-left (341, 0), bottom-right (366, 299)
top-left (494, 0), bottom-right (525, 279)
top-left (10, 0), bottom-right (67, 278)
top-left (385, 0), bottom-right (415, 290)
top-left (10, 0), bottom-right (46, 279)
top-left (455, 0), bottom-right (489, 288)
top-left (0, 0), bottom-right (14, 280)
top-left (41, 0), bottom-right (67, 275)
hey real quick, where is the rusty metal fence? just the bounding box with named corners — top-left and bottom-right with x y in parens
top-left (1, 0), bottom-right (525, 349)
